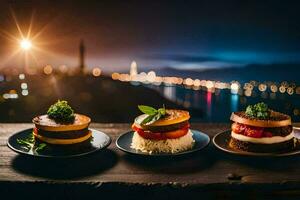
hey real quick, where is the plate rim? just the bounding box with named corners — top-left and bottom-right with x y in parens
top-left (7, 128), bottom-right (112, 158)
top-left (116, 129), bottom-right (210, 156)
top-left (212, 130), bottom-right (300, 157)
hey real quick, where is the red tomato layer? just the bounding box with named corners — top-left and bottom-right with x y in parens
top-left (132, 123), bottom-right (190, 140)
top-left (231, 123), bottom-right (273, 138)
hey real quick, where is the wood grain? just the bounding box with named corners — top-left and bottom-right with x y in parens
top-left (1, 123), bottom-right (300, 199)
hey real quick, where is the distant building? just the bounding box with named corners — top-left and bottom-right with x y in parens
top-left (79, 39), bottom-right (86, 74)
top-left (130, 60), bottom-right (138, 76)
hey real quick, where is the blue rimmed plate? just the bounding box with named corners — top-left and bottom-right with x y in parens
top-left (7, 128), bottom-right (111, 158)
top-left (213, 130), bottom-right (300, 157)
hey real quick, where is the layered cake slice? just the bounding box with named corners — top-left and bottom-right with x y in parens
top-left (229, 102), bottom-right (296, 152)
top-left (32, 100), bottom-right (91, 145)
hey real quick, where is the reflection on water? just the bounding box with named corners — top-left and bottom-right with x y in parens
top-left (230, 94), bottom-right (239, 114)
top-left (151, 85), bottom-right (300, 122)
top-left (163, 86), bottom-right (176, 100)
top-left (206, 91), bottom-right (212, 119)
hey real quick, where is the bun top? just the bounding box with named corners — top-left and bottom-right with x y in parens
top-left (135, 109), bottom-right (190, 127)
top-left (33, 114), bottom-right (91, 131)
top-left (230, 110), bottom-right (291, 127)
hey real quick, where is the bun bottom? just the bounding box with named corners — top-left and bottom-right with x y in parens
top-left (229, 137), bottom-right (297, 153)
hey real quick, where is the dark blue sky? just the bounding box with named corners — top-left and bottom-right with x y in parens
top-left (0, 0), bottom-right (300, 71)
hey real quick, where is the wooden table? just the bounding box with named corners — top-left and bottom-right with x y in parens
top-left (1, 123), bottom-right (300, 199)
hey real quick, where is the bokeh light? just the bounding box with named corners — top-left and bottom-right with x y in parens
top-left (21, 89), bottom-right (29, 96)
top-left (92, 67), bottom-right (101, 77)
top-left (18, 74), bottom-right (25, 80)
top-left (59, 65), bottom-right (68, 73)
top-left (270, 84), bottom-right (278, 93)
top-left (43, 65), bottom-right (53, 75)
top-left (258, 83), bottom-right (267, 92)
top-left (279, 86), bottom-right (286, 93)
top-left (21, 83), bottom-right (28, 89)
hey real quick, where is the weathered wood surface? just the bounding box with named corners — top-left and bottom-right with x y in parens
top-left (1, 123), bottom-right (300, 199)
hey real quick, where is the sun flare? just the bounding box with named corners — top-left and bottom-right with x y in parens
top-left (20, 39), bottom-right (32, 50)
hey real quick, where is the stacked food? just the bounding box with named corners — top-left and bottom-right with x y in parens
top-left (32, 100), bottom-right (91, 145)
top-left (230, 102), bottom-right (296, 152)
top-left (131, 105), bottom-right (195, 154)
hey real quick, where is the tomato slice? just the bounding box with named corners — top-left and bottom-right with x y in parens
top-left (244, 127), bottom-right (263, 138)
top-left (162, 128), bottom-right (189, 139)
top-left (231, 123), bottom-right (275, 138)
top-left (231, 123), bottom-right (246, 134)
top-left (263, 131), bottom-right (273, 137)
top-left (132, 123), bottom-right (190, 140)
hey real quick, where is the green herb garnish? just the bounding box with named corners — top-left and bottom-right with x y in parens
top-left (35, 143), bottom-right (47, 152)
top-left (17, 133), bottom-right (34, 148)
top-left (17, 133), bottom-right (47, 152)
top-left (138, 105), bottom-right (166, 125)
top-left (47, 100), bottom-right (75, 123)
top-left (245, 102), bottom-right (270, 119)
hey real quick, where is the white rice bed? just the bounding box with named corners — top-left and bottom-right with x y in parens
top-left (130, 129), bottom-right (195, 154)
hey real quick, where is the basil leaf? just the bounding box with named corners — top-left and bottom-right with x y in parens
top-left (138, 105), bottom-right (167, 125)
top-left (141, 114), bottom-right (156, 125)
top-left (158, 108), bottom-right (166, 115)
top-left (141, 113), bottom-right (161, 125)
top-left (151, 113), bottom-right (161, 123)
top-left (138, 105), bottom-right (158, 115)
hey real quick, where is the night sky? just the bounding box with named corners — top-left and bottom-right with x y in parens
top-left (0, 0), bottom-right (300, 72)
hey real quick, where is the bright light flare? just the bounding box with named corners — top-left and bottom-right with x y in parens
top-left (231, 83), bottom-right (239, 91)
top-left (20, 39), bottom-right (32, 50)
top-left (231, 82), bottom-right (240, 94)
